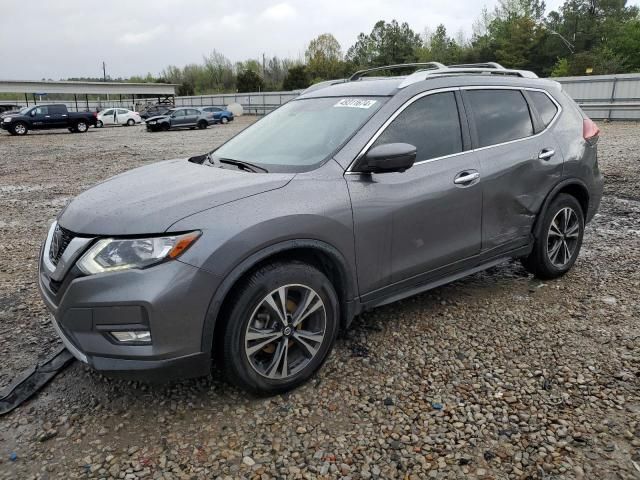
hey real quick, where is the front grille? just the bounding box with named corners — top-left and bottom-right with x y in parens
top-left (49, 224), bottom-right (75, 266)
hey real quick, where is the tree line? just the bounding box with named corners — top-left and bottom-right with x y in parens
top-left (70, 0), bottom-right (640, 95)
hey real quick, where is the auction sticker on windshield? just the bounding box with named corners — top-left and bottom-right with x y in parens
top-left (334, 99), bottom-right (378, 109)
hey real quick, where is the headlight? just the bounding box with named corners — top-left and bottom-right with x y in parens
top-left (148, 120), bottom-right (157, 124)
top-left (3, 117), bottom-right (11, 122)
top-left (77, 231), bottom-right (200, 275)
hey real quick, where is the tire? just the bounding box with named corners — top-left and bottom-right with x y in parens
top-left (75, 121), bottom-right (88, 133)
top-left (12, 122), bottom-right (28, 136)
top-left (522, 193), bottom-right (585, 279)
top-left (96, 120), bottom-right (103, 128)
top-left (222, 261), bottom-right (339, 395)
top-left (197, 120), bottom-right (208, 129)
top-left (161, 122), bottom-right (170, 131)
top-left (221, 117), bottom-right (229, 124)
top-left (126, 119), bottom-right (135, 126)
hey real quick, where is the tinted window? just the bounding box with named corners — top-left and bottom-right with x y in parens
top-left (49, 105), bottom-right (66, 114)
top-left (466, 90), bottom-right (534, 148)
top-left (33, 106), bottom-right (48, 115)
top-left (171, 110), bottom-right (186, 117)
top-left (372, 92), bottom-right (463, 162)
top-left (188, 109), bottom-right (200, 115)
top-left (102, 109), bottom-right (114, 115)
top-left (529, 91), bottom-right (558, 127)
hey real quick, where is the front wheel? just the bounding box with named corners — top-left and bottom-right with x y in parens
top-left (220, 117), bottom-right (229, 124)
top-left (522, 193), bottom-right (585, 279)
top-left (12, 122), bottom-right (28, 135)
top-left (222, 262), bottom-right (339, 395)
top-left (96, 120), bottom-right (103, 128)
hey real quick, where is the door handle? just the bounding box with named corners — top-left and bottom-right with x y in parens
top-left (539, 149), bottom-right (555, 160)
top-left (454, 171), bottom-right (480, 185)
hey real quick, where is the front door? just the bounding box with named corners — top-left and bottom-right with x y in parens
top-left (346, 91), bottom-right (482, 300)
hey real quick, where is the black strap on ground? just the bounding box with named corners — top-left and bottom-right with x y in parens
top-left (0, 346), bottom-right (75, 416)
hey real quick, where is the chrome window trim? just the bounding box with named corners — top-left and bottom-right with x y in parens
top-left (345, 85), bottom-right (562, 175)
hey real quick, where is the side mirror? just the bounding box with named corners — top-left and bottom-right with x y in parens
top-left (30, 110), bottom-right (36, 117)
top-left (356, 143), bottom-right (417, 174)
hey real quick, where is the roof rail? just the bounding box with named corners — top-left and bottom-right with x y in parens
top-left (448, 62), bottom-right (506, 70)
top-left (349, 62), bottom-right (445, 81)
top-left (398, 64), bottom-right (538, 88)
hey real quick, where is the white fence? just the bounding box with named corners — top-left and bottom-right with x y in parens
top-left (3, 74), bottom-right (640, 119)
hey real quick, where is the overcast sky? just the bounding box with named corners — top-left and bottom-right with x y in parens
top-left (1, 0), bottom-right (638, 80)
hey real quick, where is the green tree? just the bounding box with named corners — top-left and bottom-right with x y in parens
top-left (306, 33), bottom-right (343, 80)
top-left (282, 65), bottom-right (310, 90)
top-left (236, 70), bottom-right (265, 92)
top-left (346, 20), bottom-right (422, 67)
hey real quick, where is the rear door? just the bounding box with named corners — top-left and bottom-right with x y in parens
top-left (186, 109), bottom-right (201, 126)
top-left (461, 87), bottom-right (564, 253)
top-left (116, 109), bottom-right (130, 124)
top-left (48, 105), bottom-right (68, 128)
top-left (346, 90), bottom-right (482, 299)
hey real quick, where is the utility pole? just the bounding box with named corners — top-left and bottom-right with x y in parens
top-left (262, 53), bottom-right (266, 77)
top-left (102, 62), bottom-right (107, 81)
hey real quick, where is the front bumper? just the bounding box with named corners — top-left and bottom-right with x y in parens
top-left (38, 223), bottom-right (215, 380)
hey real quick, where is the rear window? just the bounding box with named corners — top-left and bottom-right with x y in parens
top-left (529, 91), bottom-right (559, 127)
top-left (466, 90), bottom-right (534, 148)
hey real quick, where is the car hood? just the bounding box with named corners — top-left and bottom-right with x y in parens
top-left (145, 115), bottom-right (169, 122)
top-left (59, 159), bottom-right (294, 235)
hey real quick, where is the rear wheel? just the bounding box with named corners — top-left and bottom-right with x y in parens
top-left (126, 119), bottom-right (135, 126)
top-left (12, 122), bottom-right (28, 135)
top-left (222, 262), bottom-right (339, 395)
top-left (522, 193), bottom-right (584, 279)
top-left (197, 120), bottom-right (208, 129)
top-left (75, 121), bottom-right (88, 133)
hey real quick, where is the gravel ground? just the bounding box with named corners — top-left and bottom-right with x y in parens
top-left (0, 120), bottom-right (638, 480)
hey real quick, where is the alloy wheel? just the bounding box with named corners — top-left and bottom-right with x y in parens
top-left (546, 207), bottom-right (580, 268)
top-left (14, 124), bottom-right (26, 135)
top-left (244, 284), bottom-right (326, 380)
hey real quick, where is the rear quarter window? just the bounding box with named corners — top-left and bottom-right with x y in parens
top-left (466, 89), bottom-right (534, 148)
top-left (529, 91), bottom-right (559, 127)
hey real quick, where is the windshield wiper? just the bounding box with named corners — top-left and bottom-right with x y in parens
top-left (218, 157), bottom-right (269, 173)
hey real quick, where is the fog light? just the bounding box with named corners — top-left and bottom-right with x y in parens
top-left (111, 331), bottom-right (151, 343)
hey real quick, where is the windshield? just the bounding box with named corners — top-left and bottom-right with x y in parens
top-left (212, 97), bottom-right (385, 173)
top-left (19, 107), bottom-right (31, 114)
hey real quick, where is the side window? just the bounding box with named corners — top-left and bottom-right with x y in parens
top-left (102, 109), bottom-right (114, 116)
top-left (117, 109), bottom-right (128, 115)
top-left (33, 106), bottom-right (49, 116)
top-left (466, 90), bottom-right (534, 148)
top-left (372, 92), bottom-right (463, 162)
top-left (189, 109), bottom-right (200, 116)
top-left (172, 110), bottom-right (185, 117)
top-left (529, 91), bottom-right (559, 128)
top-left (49, 105), bottom-right (66, 114)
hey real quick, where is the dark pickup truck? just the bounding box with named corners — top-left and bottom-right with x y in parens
top-left (1, 104), bottom-right (97, 135)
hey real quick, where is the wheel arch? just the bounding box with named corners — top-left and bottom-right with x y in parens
top-left (201, 239), bottom-right (359, 357)
top-left (532, 178), bottom-right (590, 240)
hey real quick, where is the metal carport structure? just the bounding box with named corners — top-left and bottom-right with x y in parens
top-left (0, 80), bottom-right (179, 111)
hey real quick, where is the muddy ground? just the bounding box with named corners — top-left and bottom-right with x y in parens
top-left (0, 119), bottom-right (638, 479)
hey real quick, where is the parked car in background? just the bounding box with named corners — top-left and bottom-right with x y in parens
top-left (96, 108), bottom-right (142, 127)
top-left (1, 104), bottom-right (97, 135)
top-left (145, 107), bottom-right (211, 132)
top-left (0, 104), bottom-right (22, 116)
top-left (139, 104), bottom-right (171, 119)
top-left (201, 106), bottom-right (234, 124)
top-left (38, 62), bottom-right (603, 394)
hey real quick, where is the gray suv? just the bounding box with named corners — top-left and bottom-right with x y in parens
top-left (38, 62), bottom-right (603, 394)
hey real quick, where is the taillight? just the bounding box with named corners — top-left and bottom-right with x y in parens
top-left (583, 117), bottom-right (600, 144)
